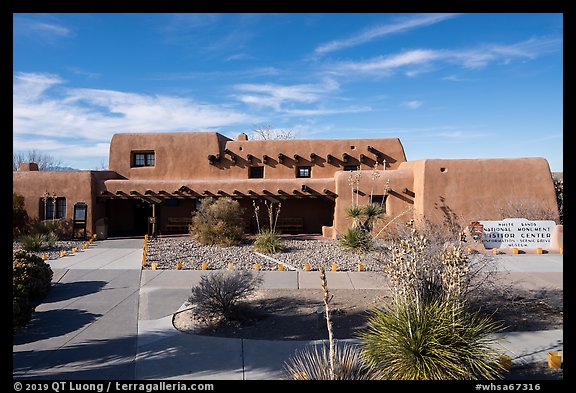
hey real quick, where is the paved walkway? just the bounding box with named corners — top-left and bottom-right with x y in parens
top-left (13, 238), bottom-right (563, 380)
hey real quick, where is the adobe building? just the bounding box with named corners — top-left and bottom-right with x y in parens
top-left (13, 131), bottom-right (562, 250)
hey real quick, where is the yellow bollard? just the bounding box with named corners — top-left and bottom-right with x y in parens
top-left (71, 247), bottom-right (77, 253)
top-left (42, 253), bottom-right (49, 261)
top-left (304, 263), bottom-right (311, 272)
top-left (278, 263), bottom-right (284, 271)
top-left (536, 248), bottom-right (543, 254)
top-left (548, 352), bottom-right (562, 369)
top-left (499, 355), bottom-right (512, 372)
top-left (151, 262), bottom-right (157, 270)
top-left (142, 255), bottom-right (146, 267)
top-left (227, 262), bottom-right (234, 270)
top-left (331, 263), bottom-right (337, 272)
top-left (253, 263), bottom-right (260, 271)
top-left (512, 248), bottom-right (519, 255)
top-left (492, 248), bottom-right (498, 255)
top-left (358, 263), bottom-right (365, 272)
top-left (93, 234), bottom-right (97, 240)
top-left (201, 262), bottom-right (208, 270)
top-left (60, 250), bottom-right (67, 257)
top-left (176, 261), bottom-right (183, 270)
top-left (559, 247), bottom-right (563, 255)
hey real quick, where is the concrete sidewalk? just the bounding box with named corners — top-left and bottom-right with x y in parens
top-left (13, 239), bottom-right (563, 380)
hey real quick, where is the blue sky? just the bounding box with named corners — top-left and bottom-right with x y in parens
top-left (13, 13), bottom-right (563, 171)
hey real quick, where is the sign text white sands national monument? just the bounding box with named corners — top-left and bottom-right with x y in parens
top-left (479, 218), bottom-right (556, 249)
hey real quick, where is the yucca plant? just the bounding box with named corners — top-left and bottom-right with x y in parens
top-left (359, 299), bottom-right (506, 380)
top-left (19, 233), bottom-right (57, 252)
top-left (285, 267), bottom-right (384, 380)
top-left (339, 227), bottom-right (374, 253)
top-left (285, 342), bottom-right (384, 380)
top-left (253, 228), bottom-right (284, 253)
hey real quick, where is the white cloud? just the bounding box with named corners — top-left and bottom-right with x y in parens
top-left (402, 100), bottom-right (423, 109)
top-left (328, 37), bottom-right (561, 76)
top-left (315, 13), bottom-right (460, 55)
top-left (234, 79), bottom-right (340, 111)
top-left (13, 72), bottom-right (258, 143)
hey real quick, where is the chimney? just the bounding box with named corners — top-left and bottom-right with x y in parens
top-left (19, 162), bottom-right (39, 172)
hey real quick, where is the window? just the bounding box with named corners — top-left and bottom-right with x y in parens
top-left (41, 197), bottom-right (66, 219)
top-left (132, 151), bottom-right (155, 167)
top-left (344, 165), bottom-right (360, 171)
top-left (249, 166), bottom-right (264, 178)
top-left (370, 195), bottom-right (387, 212)
top-left (296, 166), bottom-right (311, 178)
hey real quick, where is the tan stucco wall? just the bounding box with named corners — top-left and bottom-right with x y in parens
top-left (401, 158), bottom-right (560, 228)
top-left (108, 132), bottom-right (407, 181)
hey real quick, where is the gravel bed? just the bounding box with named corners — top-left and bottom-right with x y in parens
top-left (145, 236), bottom-right (391, 271)
top-left (13, 240), bottom-right (91, 261)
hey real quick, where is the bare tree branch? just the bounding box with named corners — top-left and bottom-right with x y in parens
top-left (13, 150), bottom-right (64, 171)
top-left (250, 125), bottom-right (295, 140)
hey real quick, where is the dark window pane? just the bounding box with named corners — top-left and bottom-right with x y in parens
top-left (344, 165), bottom-right (359, 171)
top-left (57, 198), bottom-right (66, 218)
top-left (249, 166), bottom-right (264, 178)
top-left (146, 153), bottom-right (155, 166)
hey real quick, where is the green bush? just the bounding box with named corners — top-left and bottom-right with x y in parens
top-left (19, 233), bottom-right (57, 252)
top-left (359, 299), bottom-right (506, 380)
top-left (188, 270), bottom-right (263, 322)
top-left (339, 227), bottom-right (374, 253)
top-left (189, 197), bottom-right (245, 246)
top-left (253, 228), bottom-right (284, 253)
top-left (13, 250), bottom-right (53, 333)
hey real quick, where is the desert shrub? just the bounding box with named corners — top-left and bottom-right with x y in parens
top-left (13, 250), bottom-right (53, 333)
top-left (253, 228), bottom-right (284, 253)
top-left (188, 270), bottom-right (263, 322)
top-left (339, 227), bottom-right (374, 253)
top-left (381, 227), bottom-right (498, 306)
top-left (13, 250), bottom-right (54, 299)
top-left (19, 233), bottom-right (58, 252)
top-left (359, 299), bottom-right (506, 380)
top-left (30, 218), bottom-right (73, 240)
top-left (189, 197), bottom-right (245, 246)
top-left (13, 193), bottom-right (30, 237)
top-left (285, 343), bottom-right (384, 380)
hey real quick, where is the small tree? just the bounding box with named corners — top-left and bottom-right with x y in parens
top-left (250, 124), bottom-right (295, 140)
top-left (189, 197), bottom-right (245, 246)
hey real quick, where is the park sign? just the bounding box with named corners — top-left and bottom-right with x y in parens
top-left (479, 218), bottom-right (556, 249)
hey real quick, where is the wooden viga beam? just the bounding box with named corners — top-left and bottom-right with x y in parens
top-left (130, 191), bottom-right (162, 204)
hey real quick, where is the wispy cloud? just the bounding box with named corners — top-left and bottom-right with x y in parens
top-left (315, 13), bottom-right (460, 55)
top-left (402, 100), bottom-right (423, 109)
top-left (13, 72), bottom-right (258, 145)
top-left (67, 67), bottom-right (101, 79)
top-left (327, 36), bottom-right (561, 77)
top-left (234, 79), bottom-right (340, 111)
top-left (14, 16), bottom-right (72, 42)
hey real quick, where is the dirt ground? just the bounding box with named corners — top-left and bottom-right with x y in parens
top-left (173, 287), bottom-right (563, 340)
top-left (173, 286), bottom-right (563, 380)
